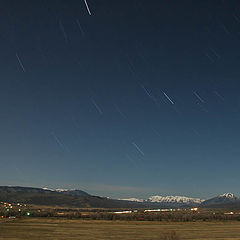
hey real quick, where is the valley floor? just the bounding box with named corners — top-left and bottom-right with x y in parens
top-left (0, 218), bottom-right (240, 240)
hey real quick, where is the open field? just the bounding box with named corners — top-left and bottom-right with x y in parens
top-left (1, 218), bottom-right (240, 240)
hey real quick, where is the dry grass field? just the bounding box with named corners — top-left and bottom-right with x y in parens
top-left (1, 218), bottom-right (240, 240)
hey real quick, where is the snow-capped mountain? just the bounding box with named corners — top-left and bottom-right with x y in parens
top-left (147, 195), bottom-right (204, 204)
top-left (42, 187), bottom-right (54, 191)
top-left (41, 188), bottom-right (89, 196)
top-left (55, 189), bottom-right (89, 196)
top-left (219, 193), bottom-right (236, 199)
top-left (118, 195), bottom-right (204, 206)
top-left (118, 198), bottom-right (144, 203)
top-left (55, 188), bottom-right (68, 192)
top-left (201, 193), bottom-right (239, 207)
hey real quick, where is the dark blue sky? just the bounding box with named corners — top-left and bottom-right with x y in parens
top-left (0, 0), bottom-right (240, 199)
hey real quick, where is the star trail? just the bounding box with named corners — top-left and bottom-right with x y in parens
top-left (0, 0), bottom-right (240, 199)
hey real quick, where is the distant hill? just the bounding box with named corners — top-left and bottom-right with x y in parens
top-left (0, 186), bottom-right (202, 208)
top-left (0, 186), bottom-right (147, 208)
top-left (1, 187), bottom-right (240, 209)
top-left (200, 193), bottom-right (240, 208)
top-left (0, 186), bottom-right (88, 207)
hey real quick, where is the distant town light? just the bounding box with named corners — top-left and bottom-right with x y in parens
top-left (191, 208), bottom-right (198, 211)
top-left (114, 211), bottom-right (132, 214)
top-left (224, 212), bottom-right (234, 215)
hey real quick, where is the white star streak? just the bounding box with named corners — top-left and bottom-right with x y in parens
top-left (83, 0), bottom-right (92, 15)
top-left (193, 91), bottom-right (205, 103)
top-left (214, 91), bottom-right (225, 101)
top-left (91, 99), bottom-right (103, 114)
top-left (76, 19), bottom-right (85, 35)
top-left (162, 91), bottom-right (174, 104)
top-left (16, 53), bottom-right (25, 72)
top-left (132, 142), bottom-right (145, 156)
top-left (140, 84), bottom-right (156, 101)
top-left (59, 20), bottom-right (68, 42)
top-left (51, 132), bottom-right (64, 148)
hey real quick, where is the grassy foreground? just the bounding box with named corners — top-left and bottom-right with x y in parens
top-left (1, 218), bottom-right (240, 240)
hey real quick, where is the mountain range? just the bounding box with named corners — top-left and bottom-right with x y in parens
top-left (120, 195), bottom-right (203, 206)
top-left (1, 186), bottom-right (240, 209)
top-left (200, 193), bottom-right (240, 208)
top-left (120, 193), bottom-right (240, 208)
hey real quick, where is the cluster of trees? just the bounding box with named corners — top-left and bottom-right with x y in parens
top-left (2, 207), bottom-right (240, 221)
top-left (67, 212), bottom-right (240, 221)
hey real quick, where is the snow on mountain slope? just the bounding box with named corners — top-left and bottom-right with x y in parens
top-left (219, 193), bottom-right (236, 199)
top-left (42, 187), bottom-right (54, 191)
top-left (56, 189), bottom-right (70, 192)
top-left (118, 195), bottom-right (204, 205)
top-left (118, 198), bottom-right (144, 202)
top-left (41, 188), bottom-right (89, 196)
top-left (200, 193), bottom-right (239, 206)
top-left (147, 195), bottom-right (204, 204)
top-left (56, 189), bottom-right (89, 196)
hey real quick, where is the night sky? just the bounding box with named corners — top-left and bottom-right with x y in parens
top-left (1, 0), bottom-right (240, 199)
